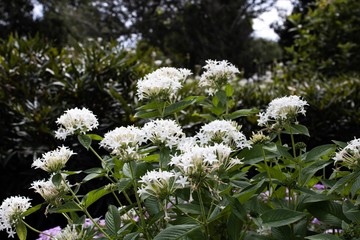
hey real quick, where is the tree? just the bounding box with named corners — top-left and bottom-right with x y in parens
top-left (277, 0), bottom-right (360, 76)
top-left (0, 0), bottom-right (37, 38)
top-left (121, 0), bottom-right (277, 75)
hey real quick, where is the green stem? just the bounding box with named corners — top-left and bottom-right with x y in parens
top-left (261, 146), bottom-right (284, 208)
top-left (197, 189), bottom-right (210, 239)
top-left (22, 220), bottom-right (54, 239)
top-left (61, 175), bottom-right (113, 239)
top-left (289, 130), bottom-right (296, 158)
top-left (129, 162), bottom-right (151, 240)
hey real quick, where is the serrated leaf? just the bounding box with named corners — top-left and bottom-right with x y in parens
top-left (82, 187), bottom-right (111, 208)
top-left (261, 209), bottom-right (306, 227)
top-left (153, 224), bottom-right (200, 240)
top-left (78, 134), bottom-right (92, 150)
top-left (16, 221), bottom-right (27, 240)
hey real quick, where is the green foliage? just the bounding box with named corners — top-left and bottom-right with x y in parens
top-left (2, 58), bottom-right (359, 240)
top-left (282, 0), bottom-right (360, 77)
top-left (0, 35), bottom-right (140, 166)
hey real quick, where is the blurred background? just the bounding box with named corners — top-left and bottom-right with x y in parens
top-left (1, 0), bottom-right (359, 238)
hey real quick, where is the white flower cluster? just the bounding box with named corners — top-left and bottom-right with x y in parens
top-left (54, 224), bottom-right (81, 240)
top-left (31, 174), bottom-right (69, 205)
top-left (55, 107), bottom-right (99, 140)
top-left (136, 67), bottom-right (192, 100)
top-left (170, 143), bottom-right (242, 180)
top-left (258, 95), bottom-right (308, 127)
top-left (142, 119), bottom-right (185, 148)
top-left (199, 59), bottom-right (240, 95)
top-left (32, 146), bottom-right (75, 172)
top-left (0, 196), bottom-right (32, 238)
top-left (100, 126), bottom-right (145, 161)
top-left (137, 170), bottom-right (189, 200)
top-left (334, 138), bottom-right (360, 169)
top-left (196, 120), bottom-right (251, 149)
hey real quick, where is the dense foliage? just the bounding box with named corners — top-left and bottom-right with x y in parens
top-left (276, 0), bottom-right (360, 77)
top-left (1, 60), bottom-right (360, 240)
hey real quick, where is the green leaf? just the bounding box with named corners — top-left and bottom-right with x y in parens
top-left (117, 178), bottom-right (131, 193)
top-left (134, 109), bottom-right (160, 119)
top-left (144, 196), bottom-right (160, 215)
top-left (223, 108), bottom-right (258, 120)
top-left (300, 161), bottom-right (332, 185)
top-left (306, 201), bottom-right (347, 227)
top-left (261, 209), bottom-right (306, 227)
top-left (78, 134), bottom-right (92, 150)
top-left (215, 90), bottom-right (227, 105)
top-left (23, 203), bottom-right (42, 217)
top-left (305, 144), bottom-right (336, 162)
top-left (141, 154), bottom-right (160, 162)
top-left (52, 173), bottom-right (62, 187)
top-left (225, 84), bottom-right (234, 97)
top-left (105, 205), bottom-right (121, 237)
top-left (16, 221), bottom-right (27, 240)
top-left (87, 134), bottom-right (103, 141)
top-left (82, 187), bottom-right (111, 208)
top-left (48, 201), bottom-right (82, 213)
top-left (163, 96), bottom-right (203, 116)
top-left (227, 212), bottom-right (243, 240)
top-left (124, 232), bottom-right (140, 240)
top-left (284, 124), bottom-right (310, 137)
top-left (343, 200), bottom-right (360, 223)
top-left (238, 145), bottom-right (279, 165)
top-left (83, 168), bottom-right (105, 182)
top-left (153, 224), bottom-right (200, 240)
top-left (176, 204), bottom-right (201, 215)
top-left (350, 172), bottom-right (360, 197)
top-left (305, 234), bottom-right (342, 240)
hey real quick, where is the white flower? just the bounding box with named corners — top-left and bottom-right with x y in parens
top-left (136, 67), bottom-right (192, 100)
top-left (258, 95), bottom-right (308, 127)
top-left (100, 126), bottom-right (145, 161)
top-left (0, 196), bottom-right (32, 238)
top-left (334, 138), bottom-right (360, 169)
top-left (55, 107), bottom-right (99, 140)
top-left (31, 174), bottom-right (69, 205)
top-left (169, 144), bottom-right (241, 180)
top-left (199, 59), bottom-right (239, 95)
top-left (196, 120), bottom-right (251, 149)
top-left (54, 225), bottom-right (81, 240)
top-left (137, 170), bottom-right (189, 199)
top-left (142, 119), bottom-right (185, 148)
top-left (32, 146), bottom-right (75, 172)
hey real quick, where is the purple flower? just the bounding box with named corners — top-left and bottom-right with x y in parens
top-left (313, 184), bottom-right (325, 190)
top-left (37, 226), bottom-right (62, 240)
